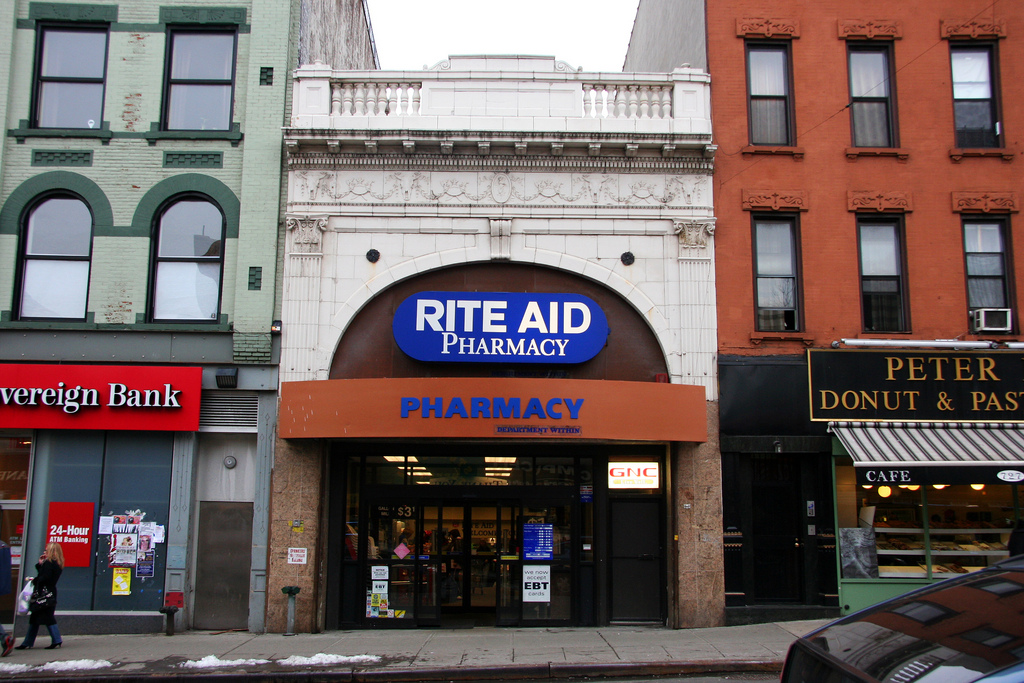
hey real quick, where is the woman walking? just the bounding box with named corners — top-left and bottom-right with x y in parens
top-left (15, 542), bottom-right (63, 650)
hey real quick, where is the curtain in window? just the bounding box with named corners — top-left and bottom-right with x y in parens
top-left (748, 48), bottom-right (789, 145)
top-left (964, 222), bottom-right (1007, 308)
top-left (21, 197), bottom-right (92, 319)
top-left (849, 51), bottom-right (891, 147)
top-left (860, 224), bottom-right (903, 331)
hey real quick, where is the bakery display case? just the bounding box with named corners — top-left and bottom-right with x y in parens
top-left (848, 484), bottom-right (1017, 579)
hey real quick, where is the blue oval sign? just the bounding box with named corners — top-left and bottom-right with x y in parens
top-left (393, 291), bottom-right (610, 364)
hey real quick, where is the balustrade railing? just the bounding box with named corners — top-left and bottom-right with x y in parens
top-left (321, 80), bottom-right (681, 120)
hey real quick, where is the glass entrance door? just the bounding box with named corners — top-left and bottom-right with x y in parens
top-left (365, 498), bottom-right (517, 626)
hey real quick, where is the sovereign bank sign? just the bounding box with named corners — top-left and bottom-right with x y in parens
top-left (393, 292), bottom-right (610, 364)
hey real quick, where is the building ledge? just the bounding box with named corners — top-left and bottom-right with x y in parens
top-left (741, 145), bottom-right (804, 159)
top-left (750, 333), bottom-right (815, 346)
top-left (949, 148), bottom-right (1014, 163)
top-left (844, 147), bottom-right (909, 161)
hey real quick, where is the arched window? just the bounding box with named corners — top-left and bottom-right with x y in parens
top-left (18, 195), bottom-right (93, 319)
top-left (150, 196), bottom-right (224, 321)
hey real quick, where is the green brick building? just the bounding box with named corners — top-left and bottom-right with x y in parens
top-left (0, 0), bottom-right (375, 634)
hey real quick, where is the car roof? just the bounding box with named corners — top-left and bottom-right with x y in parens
top-left (799, 557), bottom-right (1024, 682)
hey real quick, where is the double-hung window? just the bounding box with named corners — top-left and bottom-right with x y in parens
top-left (753, 217), bottom-right (800, 331)
top-left (33, 26), bottom-right (108, 129)
top-left (163, 30), bottom-right (237, 130)
top-left (18, 195), bottom-right (93, 320)
top-left (951, 44), bottom-right (1001, 148)
top-left (848, 44), bottom-right (897, 147)
top-left (747, 43), bottom-right (793, 146)
top-left (963, 219), bottom-right (1011, 312)
top-left (858, 219), bottom-right (907, 332)
top-left (150, 196), bottom-right (225, 321)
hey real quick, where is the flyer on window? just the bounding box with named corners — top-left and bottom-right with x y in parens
top-left (112, 567), bottom-right (131, 595)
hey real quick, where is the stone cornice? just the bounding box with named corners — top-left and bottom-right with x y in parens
top-left (847, 191), bottom-right (913, 213)
top-left (736, 18), bottom-right (799, 39)
top-left (952, 191), bottom-right (1018, 214)
top-left (838, 19), bottom-right (902, 40)
top-left (287, 153), bottom-right (714, 175)
top-left (741, 189), bottom-right (808, 212)
top-left (941, 18), bottom-right (1006, 40)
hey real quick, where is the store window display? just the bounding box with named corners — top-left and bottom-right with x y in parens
top-left (837, 466), bottom-right (1019, 580)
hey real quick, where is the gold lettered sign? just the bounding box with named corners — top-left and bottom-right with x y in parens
top-left (808, 349), bottom-right (1024, 422)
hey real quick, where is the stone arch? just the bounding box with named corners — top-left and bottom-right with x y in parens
top-left (131, 173), bottom-right (240, 238)
top-left (324, 252), bottom-right (674, 383)
top-left (0, 171), bottom-right (113, 236)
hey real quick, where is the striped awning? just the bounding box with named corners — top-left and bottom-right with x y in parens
top-left (828, 421), bottom-right (1024, 485)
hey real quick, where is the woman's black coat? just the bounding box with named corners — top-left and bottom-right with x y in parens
top-left (29, 559), bottom-right (61, 626)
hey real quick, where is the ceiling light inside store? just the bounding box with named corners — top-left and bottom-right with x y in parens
top-left (906, 485), bottom-right (920, 491)
top-left (971, 484), bottom-right (985, 490)
top-left (861, 485), bottom-right (873, 489)
top-left (878, 486), bottom-right (892, 498)
top-left (933, 485), bottom-right (948, 489)
top-left (385, 456), bottom-right (417, 462)
top-left (486, 457), bottom-right (517, 463)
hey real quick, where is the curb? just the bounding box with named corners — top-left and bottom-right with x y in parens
top-left (11, 659), bottom-right (784, 683)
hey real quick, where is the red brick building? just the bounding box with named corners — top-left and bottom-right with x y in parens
top-left (629, 1), bottom-right (1024, 622)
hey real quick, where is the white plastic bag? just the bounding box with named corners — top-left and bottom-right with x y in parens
top-left (16, 578), bottom-right (33, 616)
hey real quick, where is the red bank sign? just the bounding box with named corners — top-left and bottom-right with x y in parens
top-left (0, 364), bottom-right (201, 431)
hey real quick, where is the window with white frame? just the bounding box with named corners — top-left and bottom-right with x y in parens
top-left (150, 197), bottom-right (224, 321)
top-left (163, 30), bottom-right (236, 130)
top-left (18, 195), bottom-right (93, 319)
top-left (33, 26), bottom-right (108, 128)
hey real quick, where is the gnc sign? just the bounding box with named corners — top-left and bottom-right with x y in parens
top-left (608, 462), bottom-right (660, 489)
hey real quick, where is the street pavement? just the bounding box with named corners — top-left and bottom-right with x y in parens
top-left (0, 619), bottom-right (829, 682)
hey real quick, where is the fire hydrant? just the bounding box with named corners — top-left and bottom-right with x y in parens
top-left (281, 586), bottom-right (300, 636)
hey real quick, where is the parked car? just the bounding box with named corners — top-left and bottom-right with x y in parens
top-left (781, 556), bottom-right (1024, 682)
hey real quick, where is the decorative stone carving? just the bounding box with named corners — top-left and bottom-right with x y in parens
top-left (674, 219), bottom-right (716, 250)
top-left (951, 191), bottom-right (1018, 214)
top-left (741, 190), bottom-right (808, 212)
top-left (736, 18), bottom-right (799, 38)
top-left (838, 19), bottom-right (902, 40)
top-left (290, 171), bottom-right (709, 209)
top-left (847, 191), bottom-right (912, 213)
top-left (490, 219), bottom-right (512, 260)
top-left (941, 19), bottom-right (1006, 40)
top-left (286, 215), bottom-right (328, 254)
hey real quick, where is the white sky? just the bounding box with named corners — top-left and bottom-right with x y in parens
top-left (365, 0), bottom-right (640, 73)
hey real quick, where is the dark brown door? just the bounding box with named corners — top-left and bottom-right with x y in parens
top-left (193, 501), bottom-right (253, 629)
top-left (609, 499), bottom-right (663, 621)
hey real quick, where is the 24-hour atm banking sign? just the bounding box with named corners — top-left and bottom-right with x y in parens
top-left (393, 292), bottom-right (610, 363)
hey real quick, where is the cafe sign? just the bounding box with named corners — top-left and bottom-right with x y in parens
top-left (808, 349), bottom-right (1024, 422)
top-left (392, 292), bottom-right (610, 364)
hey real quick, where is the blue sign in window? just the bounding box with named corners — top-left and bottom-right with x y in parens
top-left (523, 523), bottom-right (554, 560)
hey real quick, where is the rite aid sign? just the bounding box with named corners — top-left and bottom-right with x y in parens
top-left (393, 292), bottom-right (609, 364)
top-left (0, 364), bottom-right (201, 431)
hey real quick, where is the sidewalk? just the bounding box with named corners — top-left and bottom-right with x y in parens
top-left (0, 619), bottom-right (828, 682)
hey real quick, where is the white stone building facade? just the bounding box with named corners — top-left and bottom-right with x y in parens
top-left (271, 56), bottom-right (724, 630)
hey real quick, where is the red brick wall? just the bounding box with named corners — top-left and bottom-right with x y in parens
top-left (709, 1), bottom-right (1023, 356)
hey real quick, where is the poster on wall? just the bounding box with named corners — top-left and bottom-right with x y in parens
top-left (523, 565), bottom-right (551, 602)
top-left (108, 515), bottom-right (141, 567)
top-left (46, 502), bottom-right (95, 568)
top-left (136, 551), bottom-right (155, 578)
top-left (112, 567), bottom-right (131, 595)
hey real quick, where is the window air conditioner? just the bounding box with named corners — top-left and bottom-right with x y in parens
top-left (970, 308), bottom-right (1012, 333)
